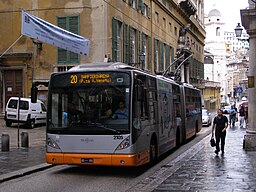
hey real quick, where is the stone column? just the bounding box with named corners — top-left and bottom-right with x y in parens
top-left (241, 7), bottom-right (256, 150)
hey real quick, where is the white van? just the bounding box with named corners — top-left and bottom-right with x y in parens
top-left (4, 97), bottom-right (47, 128)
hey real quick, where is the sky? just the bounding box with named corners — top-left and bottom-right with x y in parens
top-left (204, 0), bottom-right (249, 32)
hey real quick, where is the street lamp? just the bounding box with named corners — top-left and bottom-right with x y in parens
top-left (234, 23), bottom-right (243, 37)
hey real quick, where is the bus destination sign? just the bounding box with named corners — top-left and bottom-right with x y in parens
top-left (70, 74), bottom-right (112, 84)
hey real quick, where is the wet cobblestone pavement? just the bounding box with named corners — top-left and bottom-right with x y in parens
top-left (0, 119), bottom-right (46, 176)
top-left (129, 124), bottom-right (256, 192)
top-left (0, 147), bottom-right (45, 175)
top-left (1, 117), bottom-right (256, 191)
top-left (155, 127), bottom-right (256, 192)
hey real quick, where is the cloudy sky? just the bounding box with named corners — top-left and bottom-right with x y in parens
top-left (204, 0), bottom-right (249, 31)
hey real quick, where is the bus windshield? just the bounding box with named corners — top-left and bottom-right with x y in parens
top-left (47, 72), bottom-right (130, 135)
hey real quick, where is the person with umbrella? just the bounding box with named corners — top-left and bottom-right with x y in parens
top-left (238, 105), bottom-right (245, 128)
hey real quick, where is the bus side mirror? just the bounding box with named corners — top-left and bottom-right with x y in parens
top-left (31, 85), bottom-right (38, 103)
top-left (136, 85), bottom-right (144, 102)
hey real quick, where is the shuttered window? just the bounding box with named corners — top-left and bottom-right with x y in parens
top-left (154, 39), bottom-right (159, 72)
top-left (165, 45), bottom-right (170, 72)
top-left (129, 27), bottom-right (136, 65)
top-left (148, 36), bottom-right (151, 70)
top-left (137, 31), bottom-right (141, 64)
top-left (171, 47), bottom-right (175, 72)
top-left (123, 24), bottom-right (129, 64)
top-left (112, 18), bottom-right (122, 62)
top-left (138, 0), bottom-right (143, 11)
top-left (57, 16), bottom-right (80, 64)
top-left (142, 33), bottom-right (146, 69)
top-left (160, 42), bottom-right (164, 71)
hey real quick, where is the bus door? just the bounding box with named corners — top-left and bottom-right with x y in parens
top-left (157, 80), bottom-right (173, 154)
top-left (172, 84), bottom-right (182, 145)
top-left (132, 73), bottom-right (150, 157)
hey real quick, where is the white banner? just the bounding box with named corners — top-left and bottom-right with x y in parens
top-left (21, 10), bottom-right (90, 56)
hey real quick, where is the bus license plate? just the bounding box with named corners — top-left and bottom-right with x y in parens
top-left (81, 158), bottom-right (94, 163)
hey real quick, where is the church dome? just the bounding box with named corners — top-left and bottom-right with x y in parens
top-left (208, 9), bottom-right (221, 17)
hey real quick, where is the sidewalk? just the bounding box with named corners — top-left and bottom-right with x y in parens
top-left (0, 118), bottom-right (51, 182)
top-left (128, 123), bottom-right (256, 191)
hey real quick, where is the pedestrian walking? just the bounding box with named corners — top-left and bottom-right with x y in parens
top-left (238, 105), bottom-right (245, 128)
top-left (229, 105), bottom-right (237, 127)
top-left (212, 109), bottom-right (229, 155)
top-left (244, 106), bottom-right (248, 128)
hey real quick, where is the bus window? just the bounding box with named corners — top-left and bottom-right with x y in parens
top-left (48, 72), bottom-right (131, 135)
top-left (173, 84), bottom-right (181, 118)
top-left (133, 74), bottom-right (149, 120)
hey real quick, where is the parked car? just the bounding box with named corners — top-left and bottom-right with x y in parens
top-left (4, 97), bottom-right (47, 128)
top-left (202, 109), bottom-right (212, 126)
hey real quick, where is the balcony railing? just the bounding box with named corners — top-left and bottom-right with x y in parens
top-left (178, 0), bottom-right (197, 17)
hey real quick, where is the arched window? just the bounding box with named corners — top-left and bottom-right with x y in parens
top-left (216, 27), bottom-right (220, 36)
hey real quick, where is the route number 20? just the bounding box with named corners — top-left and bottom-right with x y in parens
top-left (70, 75), bottom-right (78, 84)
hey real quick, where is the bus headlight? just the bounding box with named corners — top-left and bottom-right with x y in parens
top-left (116, 136), bottom-right (130, 150)
top-left (47, 138), bottom-right (60, 149)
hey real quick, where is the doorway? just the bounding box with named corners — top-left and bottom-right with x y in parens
top-left (4, 70), bottom-right (23, 107)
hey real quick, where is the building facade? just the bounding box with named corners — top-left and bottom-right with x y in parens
top-left (224, 31), bottom-right (249, 53)
top-left (226, 59), bottom-right (249, 101)
top-left (204, 8), bottom-right (227, 98)
top-left (0, 0), bottom-right (205, 113)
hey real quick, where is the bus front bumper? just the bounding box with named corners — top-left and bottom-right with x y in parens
top-left (46, 152), bottom-right (149, 166)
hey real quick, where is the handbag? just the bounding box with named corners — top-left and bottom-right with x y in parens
top-left (210, 134), bottom-right (216, 147)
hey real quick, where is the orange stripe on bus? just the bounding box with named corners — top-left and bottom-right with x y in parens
top-left (46, 150), bottom-right (150, 166)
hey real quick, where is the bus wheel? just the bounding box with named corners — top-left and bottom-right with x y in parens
top-left (149, 139), bottom-right (157, 165)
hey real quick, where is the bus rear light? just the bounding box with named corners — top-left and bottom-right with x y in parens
top-left (47, 138), bottom-right (60, 149)
top-left (116, 136), bottom-right (130, 150)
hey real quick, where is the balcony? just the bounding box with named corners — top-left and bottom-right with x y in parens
top-left (193, 79), bottom-right (221, 89)
top-left (178, 0), bottom-right (197, 17)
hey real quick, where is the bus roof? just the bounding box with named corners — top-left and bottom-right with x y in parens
top-left (68, 62), bottom-right (135, 72)
top-left (65, 62), bottom-right (196, 88)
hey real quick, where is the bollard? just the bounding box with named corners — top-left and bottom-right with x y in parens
top-left (1, 133), bottom-right (10, 151)
top-left (21, 132), bottom-right (29, 148)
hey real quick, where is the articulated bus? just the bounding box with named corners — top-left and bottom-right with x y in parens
top-left (45, 62), bottom-right (202, 166)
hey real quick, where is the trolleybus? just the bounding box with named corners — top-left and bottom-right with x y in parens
top-left (43, 62), bottom-right (202, 166)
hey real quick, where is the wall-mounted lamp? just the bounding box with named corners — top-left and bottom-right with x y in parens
top-left (37, 42), bottom-right (42, 51)
top-left (234, 23), bottom-right (243, 37)
top-left (32, 39), bottom-right (43, 51)
top-left (234, 23), bottom-right (249, 42)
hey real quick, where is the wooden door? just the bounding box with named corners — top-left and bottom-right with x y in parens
top-left (4, 70), bottom-right (23, 106)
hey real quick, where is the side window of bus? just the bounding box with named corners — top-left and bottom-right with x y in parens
top-left (148, 77), bottom-right (158, 123)
top-left (134, 74), bottom-right (148, 120)
top-left (173, 84), bottom-right (181, 118)
top-left (185, 88), bottom-right (191, 117)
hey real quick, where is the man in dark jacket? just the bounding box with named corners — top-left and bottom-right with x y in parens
top-left (212, 109), bottom-right (229, 155)
top-left (238, 105), bottom-right (245, 128)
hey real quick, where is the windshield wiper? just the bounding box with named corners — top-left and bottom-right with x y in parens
top-left (94, 122), bottom-right (120, 134)
top-left (63, 121), bottom-right (120, 134)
